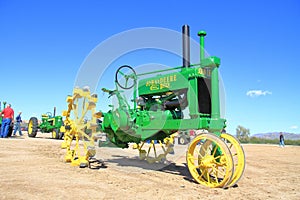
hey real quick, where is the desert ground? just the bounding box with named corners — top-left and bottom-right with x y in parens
top-left (0, 132), bottom-right (299, 200)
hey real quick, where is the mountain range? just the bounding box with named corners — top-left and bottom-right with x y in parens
top-left (252, 132), bottom-right (300, 140)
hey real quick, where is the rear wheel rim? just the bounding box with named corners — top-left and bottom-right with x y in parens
top-left (28, 120), bottom-right (33, 134)
top-left (186, 133), bottom-right (234, 188)
top-left (52, 129), bottom-right (58, 139)
top-left (221, 133), bottom-right (245, 187)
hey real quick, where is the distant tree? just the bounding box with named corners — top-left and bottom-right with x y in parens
top-left (236, 125), bottom-right (250, 143)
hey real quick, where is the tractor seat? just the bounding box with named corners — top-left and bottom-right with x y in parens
top-left (41, 114), bottom-right (49, 118)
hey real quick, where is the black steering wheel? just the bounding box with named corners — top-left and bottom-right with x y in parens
top-left (46, 112), bottom-right (52, 118)
top-left (115, 65), bottom-right (137, 89)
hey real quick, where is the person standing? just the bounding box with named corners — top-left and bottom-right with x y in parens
top-left (13, 111), bottom-right (23, 136)
top-left (279, 132), bottom-right (285, 148)
top-left (0, 104), bottom-right (14, 138)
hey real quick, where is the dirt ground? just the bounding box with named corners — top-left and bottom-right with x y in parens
top-left (0, 132), bottom-right (299, 200)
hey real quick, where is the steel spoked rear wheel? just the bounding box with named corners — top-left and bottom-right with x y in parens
top-left (61, 87), bottom-right (100, 168)
top-left (186, 133), bottom-right (234, 188)
top-left (221, 133), bottom-right (245, 187)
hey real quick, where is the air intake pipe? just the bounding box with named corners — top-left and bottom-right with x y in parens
top-left (198, 30), bottom-right (207, 63)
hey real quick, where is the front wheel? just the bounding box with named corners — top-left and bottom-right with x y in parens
top-left (52, 129), bottom-right (59, 139)
top-left (28, 117), bottom-right (39, 137)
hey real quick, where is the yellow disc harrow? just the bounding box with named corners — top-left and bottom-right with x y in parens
top-left (61, 87), bottom-right (101, 168)
top-left (186, 133), bottom-right (234, 188)
top-left (133, 135), bottom-right (175, 164)
top-left (221, 133), bottom-right (245, 187)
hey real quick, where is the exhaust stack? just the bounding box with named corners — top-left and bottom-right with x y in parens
top-left (182, 25), bottom-right (190, 68)
top-left (53, 107), bottom-right (56, 117)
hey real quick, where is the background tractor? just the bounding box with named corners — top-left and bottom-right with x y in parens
top-left (28, 107), bottom-right (64, 139)
top-left (177, 130), bottom-right (195, 145)
top-left (62, 25), bottom-right (246, 188)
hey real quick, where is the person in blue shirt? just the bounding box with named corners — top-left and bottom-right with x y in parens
top-left (279, 132), bottom-right (285, 148)
top-left (13, 111), bottom-right (23, 136)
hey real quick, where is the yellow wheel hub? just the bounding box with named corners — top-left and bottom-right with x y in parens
top-left (61, 86), bottom-right (102, 168)
top-left (200, 155), bottom-right (216, 168)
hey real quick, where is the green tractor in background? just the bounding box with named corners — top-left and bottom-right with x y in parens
top-left (28, 107), bottom-right (64, 139)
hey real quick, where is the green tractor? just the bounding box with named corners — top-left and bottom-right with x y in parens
top-left (62, 25), bottom-right (246, 188)
top-left (28, 107), bottom-right (64, 139)
top-left (0, 101), bottom-right (14, 137)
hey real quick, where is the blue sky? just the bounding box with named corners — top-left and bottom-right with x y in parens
top-left (0, 0), bottom-right (299, 135)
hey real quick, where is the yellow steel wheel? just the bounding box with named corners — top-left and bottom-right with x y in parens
top-left (186, 133), bottom-right (234, 188)
top-left (52, 129), bottom-right (59, 139)
top-left (133, 136), bottom-right (175, 164)
top-left (61, 87), bottom-right (101, 168)
top-left (221, 133), bottom-right (245, 187)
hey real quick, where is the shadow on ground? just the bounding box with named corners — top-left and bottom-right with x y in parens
top-left (102, 154), bottom-right (196, 184)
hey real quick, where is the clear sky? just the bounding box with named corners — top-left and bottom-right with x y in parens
top-left (1, 0), bottom-right (299, 135)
